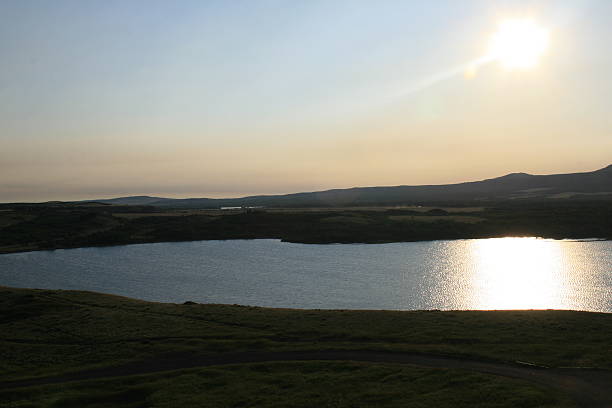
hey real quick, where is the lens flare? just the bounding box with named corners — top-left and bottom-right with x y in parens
top-left (488, 19), bottom-right (550, 69)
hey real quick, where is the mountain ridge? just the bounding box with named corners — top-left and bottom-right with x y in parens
top-left (82, 165), bottom-right (612, 208)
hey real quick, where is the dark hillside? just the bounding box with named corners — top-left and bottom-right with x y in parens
top-left (79, 165), bottom-right (612, 208)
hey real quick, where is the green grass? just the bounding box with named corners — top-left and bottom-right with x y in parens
top-left (1, 201), bottom-right (610, 251)
top-left (0, 287), bottom-right (609, 407)
top-left (388, 215), bottom-right (485, 223)
top-left (320, 215), bottom-right (376, 224)
top-left (1, 287), bottom-right (611, 378)
top-left (0, 362), bottom-right (572, 408)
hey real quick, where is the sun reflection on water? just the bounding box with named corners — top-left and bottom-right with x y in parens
top-left (467, 237), bottom-right (568, 309)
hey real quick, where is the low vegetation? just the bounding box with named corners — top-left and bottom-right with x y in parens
top-left (0, 201), bottom-right (610, 253)
top-left (1, 287), bottom-right (610, 407)
top-left (2, 362), bottom-right (572, 408)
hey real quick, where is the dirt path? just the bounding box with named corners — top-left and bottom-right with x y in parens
top-left (1, 350), bottom-right (610, 408)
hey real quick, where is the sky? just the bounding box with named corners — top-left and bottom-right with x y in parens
top-left (1, 0), bottom-right (611, 202)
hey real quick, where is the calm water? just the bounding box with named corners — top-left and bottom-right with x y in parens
top-left (0, 238), bottom-right (610, 311)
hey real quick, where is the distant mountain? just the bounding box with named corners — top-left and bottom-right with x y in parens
top-left (88, 196), bottom-right (169, 206)
top-left (84, 165), bottom-right (612, 208)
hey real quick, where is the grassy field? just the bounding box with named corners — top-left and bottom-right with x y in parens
top-left (2, 362), bottom-right (573, 408)
top-left (1, 287), bottom-right (610, 407)
top-left (0, 201), bottom-right (611, 253)
top-left (388, 215), bottom-right (485, 223)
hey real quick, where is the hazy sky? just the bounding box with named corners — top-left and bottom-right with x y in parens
top-left (1, 0), bottom-right (611, 201)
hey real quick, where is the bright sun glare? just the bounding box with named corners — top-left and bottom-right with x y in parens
top-left (488, 19), bottom-right (550, 70)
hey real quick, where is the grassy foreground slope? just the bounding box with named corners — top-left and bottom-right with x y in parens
top-left (1, 287), bottom-right (611, 407)
top-left (1, 362), bottom-right (575, 408)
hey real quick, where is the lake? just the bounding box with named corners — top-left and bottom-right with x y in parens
top-left (1, 238), bottom-right (610, 311)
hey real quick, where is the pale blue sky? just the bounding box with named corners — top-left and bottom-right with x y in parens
top-left (1, 0), bottom-right (611, 201)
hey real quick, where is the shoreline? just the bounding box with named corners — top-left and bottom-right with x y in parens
top-left (2, 201), bottom-right (610, 255)
top-left (2, 286), bottom-right (611, 407)
top-left (1, 284), bottom-right (609, 314)
top-left (1, 234), bottom-right (610, 256)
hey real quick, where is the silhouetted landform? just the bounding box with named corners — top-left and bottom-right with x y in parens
top-left (82, 165), bottom-right (612, 208)
top-left (1, 287), bottom-right (611, 407)
top-left (0, 200), bottom-right (610, 253)
top-left (1, 165), bottom-right (610, 253)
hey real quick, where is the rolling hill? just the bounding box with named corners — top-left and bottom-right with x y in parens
top-left (85, 165), bottom-right (612, 208)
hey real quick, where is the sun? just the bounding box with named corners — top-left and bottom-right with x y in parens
top-left (487, 19), bottom-right (550, 70)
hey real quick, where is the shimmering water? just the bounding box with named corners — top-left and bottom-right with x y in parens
top-left (0, 238), bottom-right (610, 311)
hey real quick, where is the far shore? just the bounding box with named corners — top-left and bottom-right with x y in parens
top-left (1, 201), bottom-right (610, 255)
top-left (1, 234), bottom-right (611, 256)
